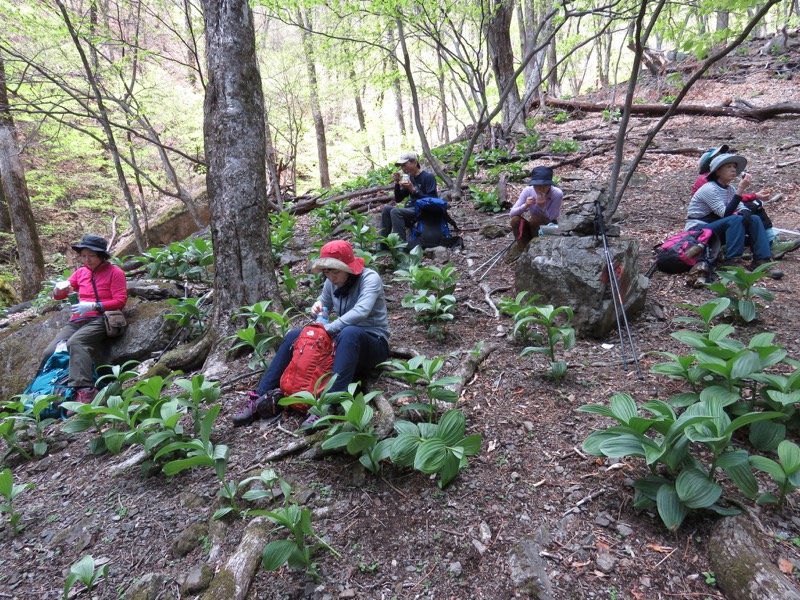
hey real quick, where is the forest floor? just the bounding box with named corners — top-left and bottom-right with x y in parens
top-left (3, 43), bottom-right (800, 600)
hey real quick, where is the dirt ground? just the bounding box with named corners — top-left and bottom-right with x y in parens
top-left (3, 46), bottom-right (800, 600)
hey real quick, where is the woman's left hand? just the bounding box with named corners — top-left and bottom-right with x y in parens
top-left (71, 302), bottom-right (95, 316)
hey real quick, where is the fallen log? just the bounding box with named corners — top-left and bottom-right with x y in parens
top-left (201, 517), bottom-right (270, 600)
top-left (707, 514), bottom-right (800, 600)
top-left (531, 96), bottom-right (800, 122)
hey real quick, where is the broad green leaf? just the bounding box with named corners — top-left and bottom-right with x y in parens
top-left (676, 468), bottom-right (721, 509)
top-left (777, 440), bottom-right (800, 475)
top-left (437, 410), bottom-right (466, 446)
top-left (438, 452), bottom-right (462, 488)
top-left (749, 420), bottom-right (785, 452)
top-left (262, 540), bottom-right (296, 571)
top-left (656, 484), bottom-right (688, 532)
top-left (389, 434), bottom-right (419, 466)
top-left (70, 555), bottom-right (96, 581)
top-left (414, 438), bottom-right (447, 473)
top-left (598, 434), bottom-right (647, 458)
top-left (609, 393), bottom-right (638, 424)
top-left (346, 433), bottom-right (377, 455)
top-left (717, 449), bottom-right (758, 499)
top-left (459, 434), bottom-right (482, 456)
top-left (749, 455), bottom-right (786, 482)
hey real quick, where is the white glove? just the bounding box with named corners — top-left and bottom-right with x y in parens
top-left (71, 302), bottom-right (95, 316)
top-left (55, 281), bottom-right (71, 291)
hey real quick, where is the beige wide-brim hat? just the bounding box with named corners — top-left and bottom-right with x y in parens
top-left (709, 153), bottom-right (747, 176)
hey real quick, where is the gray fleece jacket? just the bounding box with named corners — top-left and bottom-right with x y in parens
top-left (318, 268), bottom-right (390, 341)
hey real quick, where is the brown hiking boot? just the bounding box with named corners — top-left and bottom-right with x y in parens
top-left (750, 259), bottom-right (784, 280)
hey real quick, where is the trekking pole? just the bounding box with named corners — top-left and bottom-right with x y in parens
top-left (593, 201), bottom-right (643, 379)
top-left (473, 239), bottom-right (515, 281)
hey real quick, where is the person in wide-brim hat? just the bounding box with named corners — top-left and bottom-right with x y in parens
top-left (310, 240), bottom-right (364, 275)
top-left (71, 234), bottom-right (110, 259)
top-left (506, 166), bottom-right (564, 262)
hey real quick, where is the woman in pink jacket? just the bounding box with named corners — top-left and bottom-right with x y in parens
top-left (44, 235), bottom-right (128, 405)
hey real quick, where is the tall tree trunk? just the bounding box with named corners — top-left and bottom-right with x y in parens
top-left (299, 8), bottom-right (330, 189)
top-left (0, 53), bottom-right (45, 301)
top-left (0, 167), bottom-right (11, 233)
top-left (349, 66), bottom-right (371, 159)
top-left (200, 0), bottom-right (281, 375)
top-left (183, 0), bottom-right (199, 87)
top-left (55, 0), bottom-right (146, 253)
top-left (264, 112), bottom-right (283, 207)
top-left (386, 29), bottom-right (406, 138)
top-left (485, 0), bottom-right (524, 135)
top-left (436, 50), bottom-right (450, 143)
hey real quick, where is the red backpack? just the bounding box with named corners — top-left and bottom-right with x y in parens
top-left (280, 323), bottom-right (335, 413)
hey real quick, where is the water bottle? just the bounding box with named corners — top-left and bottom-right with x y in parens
top-left (316, 307), bottom-right (330, 324)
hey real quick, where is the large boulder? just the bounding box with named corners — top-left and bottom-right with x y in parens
top-left (0, 297), bottom-right (179, 400)
top-left (514, 234), bottom-right (648, 338)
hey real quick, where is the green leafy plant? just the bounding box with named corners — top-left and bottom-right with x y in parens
top-left (468, 186), bottom-right (502, 213)
top-left (749, 439), bottom-right (800, 508)
top-left (309, 200), bottom-right (349, 245)
top-left (228, 302), bottom-right (298, 369)
top-left (388, 409), bottom-right (482, 488)
top-left (277, 266), bottom-right (318, 308)
top-left (165, 295), bottom-right (212, 339)
top-left (318, 388), bottom-right (393, 473)
top-left (63, 555), bottom-right (108, 599)
top-left (517, 305), bottom-right (576, 382)
top-left (516, 131), bottom-right (541, 153)
top-left (580, 392), bottom-right (781, 531)
top-left (174, 374), bottom-right (221, 437)
top-left (498, 292), bottom-right (543, 343)
top-left (269, 211), bottom-right (297, 260)
top-left (0, 468), bottom-right (34, 534)
top-left (261, 503), bottom-right (341, 582)
top-left (552, 111), bottom-right (569, 124)
top-left (137, 238), bottom-right (214, 282)
top-left (601, 108), bottom-right (621, 122)
top-left (550, 139), bottom-right (579, 153)
top-left (382, 355), bottom-right (459, 421)
top-left (706, 264), bottom-right (776, 322)
top-left (394, 262), bottom-right (460, 334)
top-left (673, 298), bottom-right (731, 332)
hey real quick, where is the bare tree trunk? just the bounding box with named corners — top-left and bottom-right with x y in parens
top-left (264, 112), bottom-right (283, 207)
top-left (200, 0), bottom-right (281, 376)
top-left (299, 8), bottom-right (330, 189)
top-left (55, 0), bottom-right (146, 254)
top-left (0, 53), bottom-right (45, 300)
top-left (183, 0), bottom-right (198, 87)
top-left (349, 66), bottom-right (371, 159)
top-left (89, 0), bottom-right (99, 72)
top-left (386, 29), bottom-right (406, 137)
top-left (436, 50), bottom-right (450, 144)
top-left (485, 0), bottom-right (524, 135)
top-left (0, 169), bottom-right (11, 233)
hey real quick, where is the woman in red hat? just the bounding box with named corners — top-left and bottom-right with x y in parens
top-left (233, 240), bottom-right (390, 427)
top-left (43, 234), bottom-right (128, 405)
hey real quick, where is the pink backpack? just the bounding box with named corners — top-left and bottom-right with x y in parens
top-left (655, 228), bottom-right (720, 274)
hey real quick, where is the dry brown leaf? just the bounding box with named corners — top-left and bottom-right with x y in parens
top-left (571, 560), bottom-right (591, 568)
top-left (646, 543), bottom-right (674, 553)
top-left (778, 557), bottom-right (795, 574)
top-left (595, 540), bottom-right (610, 553)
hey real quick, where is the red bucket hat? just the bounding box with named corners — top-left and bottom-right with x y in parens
top-left (311, 240), bottom-right (364, 275)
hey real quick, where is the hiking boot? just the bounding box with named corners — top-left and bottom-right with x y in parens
top-left (300, 413), bottom-right (321, 431)
top-left (76, 388), bottom-right (98, 404)
top-left (772, 239), bottom-right (800, 260)
top-left (750, 259), bottom-right (784, 280)
top-left (232, 391), bottom-right (260, 427)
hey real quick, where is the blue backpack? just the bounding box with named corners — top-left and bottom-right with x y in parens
top-left (21, 350), bottom-right (74, 419)
top-left (407, 197), bottom-right (463, 250)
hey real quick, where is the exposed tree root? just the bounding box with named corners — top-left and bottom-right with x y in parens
top-left (201, 517), bottom-right (270, 600)
top-left (708, 514), bottom-right (800, 600)
top-left (446, 341), bottom-right (500, 401)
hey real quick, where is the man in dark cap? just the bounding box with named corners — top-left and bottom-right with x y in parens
top-left (380, 151), bottom-right (438, 244)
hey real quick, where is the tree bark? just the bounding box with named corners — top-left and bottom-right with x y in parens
top-left (349, 66), bottom-right (371, 159)
top-left (0, 53), bottom-right (45, 300)
top-left (485, 0), bottom-right (524, 135)
top-left (0, 161), bottom-right (12, 233)
top-left (299, 8), bottom-right (330, 189)
top-left (200, 0), bottom-right (281, 377)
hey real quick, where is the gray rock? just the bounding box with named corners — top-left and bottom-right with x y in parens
top-left (479, 522), bottom-right (492, 543)
top-left (515, 234), bottom-right (648, 338)
top-left (616, 523), bottom-right (634, 537)
top-left (472, 539), bottom-right (487, 555)
top-left (448, 561), bottom-right (462, 577)
top-left (508, 535), bottom-right (555, 599)
top-left (171, 522), bottom-right (208, 558)
top-left (181, 563), bottom-right (213, 595)
top-left (596, 551), bottom-right (617, 573)
top-left (594, 515), bottom-right (611, 528)
top-left (123, 572), bottom-right (163, 600)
